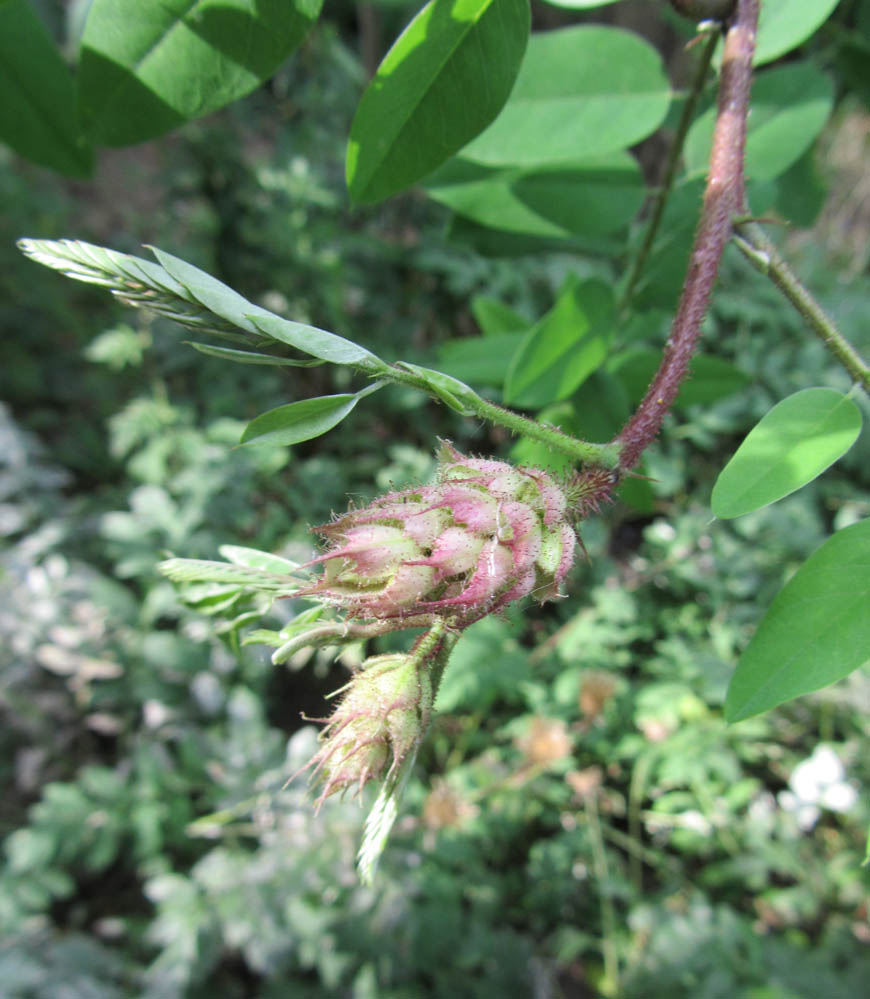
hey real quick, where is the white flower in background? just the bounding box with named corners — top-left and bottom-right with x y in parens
top-left (778, 745), bottom-right (858, 831)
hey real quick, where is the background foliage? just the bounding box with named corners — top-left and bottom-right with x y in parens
top-left (2, 0), bottom-right (870, 996)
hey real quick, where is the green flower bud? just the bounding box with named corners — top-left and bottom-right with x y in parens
top-left (306, 654), bottom-right (432, 806)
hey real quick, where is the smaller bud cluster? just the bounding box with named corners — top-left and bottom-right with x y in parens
top-left (299, 443), bottom-right (577, 625)
top-left (305, 653), bottom-right (433, 805)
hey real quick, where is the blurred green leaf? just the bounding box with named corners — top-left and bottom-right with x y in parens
top-left (610, 349), bottom-right (750, 408)
top-left (462, 25), bottom-right (670, 167)
top-left (772, 148), bottom-right (828, 228)
top-left (470, 296), bottom-right (529, 335)
top-left (426, 153), bottom-right (645, 238)
top-left (504, 279), bottom-right (613, 408)
top-left (437, 331), bottom-right (526, 386)
top-left (570, 368), bottom-right (630, 442)
top-left (0, 0), bottom-right (92, 175)
top-left (685, 63), bottom-right (834, 182)
top-left (5, 828), bottom-right (57, 873)
top-left (78, 0), bottom-right (323, 145)
top-left (725, 519), bottom-right (870, 721)
top-left (711, 388), bottom-right (862, 519)
top-left (446, 213), bottom-right (624, 257)
top-left (86, 325), bottom-right (148, 369)
top-left (435, 616), bottom-right (529, 711)
top-left (346, 0), bottom-right (530, 203)
top-left (752, 0), bottom-right (841, 66)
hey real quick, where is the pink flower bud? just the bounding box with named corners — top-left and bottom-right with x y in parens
top-left (298, 444), bottom-right (578, 622)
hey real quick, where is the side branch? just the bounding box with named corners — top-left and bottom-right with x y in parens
top-left (734, 221), bottom-right (870, 394)
top-left (615, 0), bottom-right (759, 471)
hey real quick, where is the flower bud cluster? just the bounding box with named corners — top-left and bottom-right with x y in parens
top-left (296, 444), bottom-right (585, 808)
top-left (307, 653), bottom-right (432, 804)
top-left (300, 443), bottom-right (577, 624)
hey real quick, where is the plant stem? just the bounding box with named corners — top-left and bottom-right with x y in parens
top-left (628, 750), bottom-right (656, 894)
top-left (734, 221), bottom-right (870, 393)
top-left (596, 817), bottom-right (682, 877)
top-left (388, 364), bottom-right (622, 469)
top-left (423, 623), bottom-right (460, 706)
top-left (585, 795), bottom-right (621, 996)
top-left (271, 614), bottom-right (449, 663)
top-left (620, 26), bottom-right (721, 312)
top-left (472, 396), bottom-right (620, 466)
top-left (616, 0), bottom-right (759, 472)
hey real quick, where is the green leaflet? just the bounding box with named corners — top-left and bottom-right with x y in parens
top-left (0, 0), bottom-right (92, 175)
top-left (504, 279), bottom-right (613, 409)
top-left (150, 248), bottom-right (386, 370)
top-left (347, 0), bottom-right (529, 203)
top-left (711, 388), bottom-right (862, 519)
top-left (753, 0), bottom-right (842, 66)
top-left (240, 384), bottom-right (384, 448)
top-left (461, 25), bottom-right (671, 168)
top-left (725, 519), bottom-right (870, 721)
top-left (470, 296), bottom-right (529, 336)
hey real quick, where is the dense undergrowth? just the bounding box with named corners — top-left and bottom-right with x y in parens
top-left (1, 22), bottom-right (869, 999)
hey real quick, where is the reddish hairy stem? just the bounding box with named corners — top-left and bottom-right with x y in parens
top-left (615, 0), bottom-right (759, 472)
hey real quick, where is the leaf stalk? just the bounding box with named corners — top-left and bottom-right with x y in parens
top-left (386, 363), bottom-right (620, 468)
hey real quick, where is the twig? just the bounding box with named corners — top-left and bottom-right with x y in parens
top-left (388, 363), bottom-right (621, 468)
top-left (585, 795), bottom-right (621, 995)
top-left (620, 25), bottom-right (721, 311)
top-left (616, 0), bottom-right (759, 471)
top-left (628, 750), bottom-right (656, 894)
top-left (734, 221), bottom-right (870, 393)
